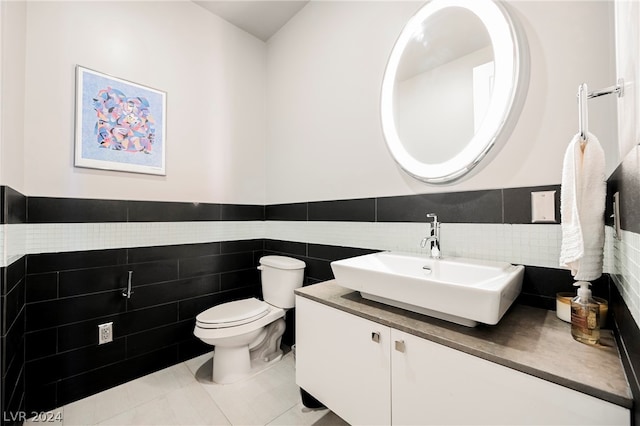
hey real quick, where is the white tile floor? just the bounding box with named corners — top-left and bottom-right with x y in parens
top-left (25, 351), bottom-right (344, 426)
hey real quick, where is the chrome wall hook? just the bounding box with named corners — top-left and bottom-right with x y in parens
top-left (122, 270), bottom-right (134, 299)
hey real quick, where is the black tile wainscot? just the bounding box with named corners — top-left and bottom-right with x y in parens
top-left (24, 241), bottom-right (264, 413)
top-left (1, 186), bottom-right (27, 426)
top-left (265, 185), bottom-right (563, 224)
top-left (607, 145), bottom-right (640, 425)
top-left (0, 181), bottom-right (637, 424)
top-left (1, 258), bottom-right (26, 426)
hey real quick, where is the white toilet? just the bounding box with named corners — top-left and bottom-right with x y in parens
top-left (193, 255), bottom-right (305, 384)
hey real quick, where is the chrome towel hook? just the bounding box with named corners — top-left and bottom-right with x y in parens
top-left (122, 270), bottom-right (134, 299)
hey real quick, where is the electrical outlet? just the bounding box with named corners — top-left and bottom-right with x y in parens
top-left (98, 322), bottom-right (113, 345)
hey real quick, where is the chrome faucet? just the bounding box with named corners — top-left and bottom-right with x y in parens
top-left (420, 213), bottom-right (441, 259)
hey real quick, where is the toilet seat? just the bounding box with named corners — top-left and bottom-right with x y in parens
top-left (196, 298), bottom-right (269, 329)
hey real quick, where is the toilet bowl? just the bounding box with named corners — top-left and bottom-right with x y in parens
top-left (193, 255), bottom-right (305, 384)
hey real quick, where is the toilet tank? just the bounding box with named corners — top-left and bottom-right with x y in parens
top-left (259, 256), bottom-right (306, 308)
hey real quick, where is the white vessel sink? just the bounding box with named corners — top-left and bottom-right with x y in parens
top-left (330, 252), bottom-right (524, 327)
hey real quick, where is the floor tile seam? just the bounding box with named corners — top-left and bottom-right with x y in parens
top-left (205, 389), bottom-right (233, 426)
top-left (262, 400), bottom-right (303, 426)
top-left (83, 390), bottom-right (170, 426)
top-left (187, 368), bottom-right (234, 426)
top-left (56, 390), bottom-right (138, 424)
top-left (162, 381), bottom-right (231, 424)
top-left (176, 355), bottom-right (237, 418)
top-left (265, 403), bottom-right (321, 426)
top-left (195, 354), bottom-right (296, 424)
top-left (143, 375), bottom-right (232, 426)
top-left (80, 368), bottom-right (198, 425)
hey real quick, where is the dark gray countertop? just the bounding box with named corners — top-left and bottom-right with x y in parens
top-left (295, 280), bottom-right (633, 409)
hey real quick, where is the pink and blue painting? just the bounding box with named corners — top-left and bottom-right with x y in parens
top-left (75, 66), bottom-right (166, 175)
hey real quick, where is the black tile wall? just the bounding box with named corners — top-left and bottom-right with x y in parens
top-left (1, 185), bottom-right (28, 425)
top-left (27, 198), bottom-right (128, 223)
top-left (607, 146), bottom-right (640, 234)
top-left (266, 185), bottom-right (563, 225)
top-left (27, 197), bottom-right (265, 224)
top-left (263, 240), bottom-right (377, 285)
top-left (518, 266), bottom-right (610, 312)
top-left (265, 203), bottom-right (307, 221)
top-left (25, 274), bottom-right (57, 304)
top-left (127, 201), bottom-right (220, 222)
top-left (264, 240), bottom-right (307, 257)
top-left (126, 320), bottom-right (194, 358)
top-left (24, 242), bottom-right (263, 413)
top-left (2, 186), bottom-right (27, 225)
top-left (26, 290), bottom-right (127, 331)
top-left (606, 146), bottom-right (640, 424)
top-left (1, 257), bottom-right (26, 425)
top-left (377, 190), bottom-right (504, 223)
top-left (26, 249), bottom-right (128, 275)
top-left (23, 184), bottom-right (565, 227)
top-left (128, 242), bottom-right (220, 263)
top-left (0, 180), bottom-right (635, 420)
top-left (308, 198), bottom-right (376, 222)
top-left (221, 239), bottom-right (263, 254)
top-left (503, 185), bottom-right (561, 224)
top-left (126, 276), bottom-right (219, 310)
top-left (307, 244), bottom-right (378, 263)
top-left (611, 285), bottom-right (640, 426)
top-left (221, 204), bottom-right (264, 221)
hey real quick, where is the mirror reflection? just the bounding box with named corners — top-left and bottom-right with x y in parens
top-left (395, 7), bottom-right (494, 164)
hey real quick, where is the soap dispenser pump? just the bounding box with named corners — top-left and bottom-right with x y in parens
top-left (571, 281), bottom-right (600, 345)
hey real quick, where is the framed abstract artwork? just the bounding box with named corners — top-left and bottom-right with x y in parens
top-left (75, 65), bottom-right (167, 175)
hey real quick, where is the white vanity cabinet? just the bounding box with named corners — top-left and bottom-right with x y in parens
top-left (391, 329), bottom-right (629, 425)
top-left (295, 296), bottom-right (391, 425)
top-left (296, 296), bottom-right (630, 426)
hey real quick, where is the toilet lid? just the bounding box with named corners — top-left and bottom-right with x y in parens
top-left (260, 255), bottom-right (306, 270)
top-left (196, 298), bottom-right (269, 329)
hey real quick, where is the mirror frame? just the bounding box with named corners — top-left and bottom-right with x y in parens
top-left (381, 0), bottom-right (529, 184)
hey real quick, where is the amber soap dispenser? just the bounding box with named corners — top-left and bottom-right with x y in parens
top-left (571, 281), bottom-right (600, 345)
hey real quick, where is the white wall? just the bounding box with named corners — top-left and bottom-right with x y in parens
top-left (265, 1), bottom-right (616, 204)
top-left (610, 1), bottom-right (640, 328)
top-left (615, 0), bottom-right (640, 155)
top-left (22, 1), bottom-right (267, 204)
top-left (5, 1), bottom-right (619, 205)
top-left (0, 0), bottom-right (27, 193)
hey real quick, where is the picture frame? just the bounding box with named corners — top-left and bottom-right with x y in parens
top-left (74, 65), bottom-right (167, 175)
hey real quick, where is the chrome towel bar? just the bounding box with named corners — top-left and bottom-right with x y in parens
top-left (577, 78), bottom-right (624, 142)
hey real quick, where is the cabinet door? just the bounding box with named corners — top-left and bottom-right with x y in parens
top-left (391, 329), bottom-right (629, 425)
top-left (296, 296), bottom-right (391, 425)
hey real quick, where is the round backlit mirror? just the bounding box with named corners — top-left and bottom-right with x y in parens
top-left (381, 0), bottom-right (529, 184)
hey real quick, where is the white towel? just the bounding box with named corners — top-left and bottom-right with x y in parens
top-left (559, 132), bottom-right (606, 281)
